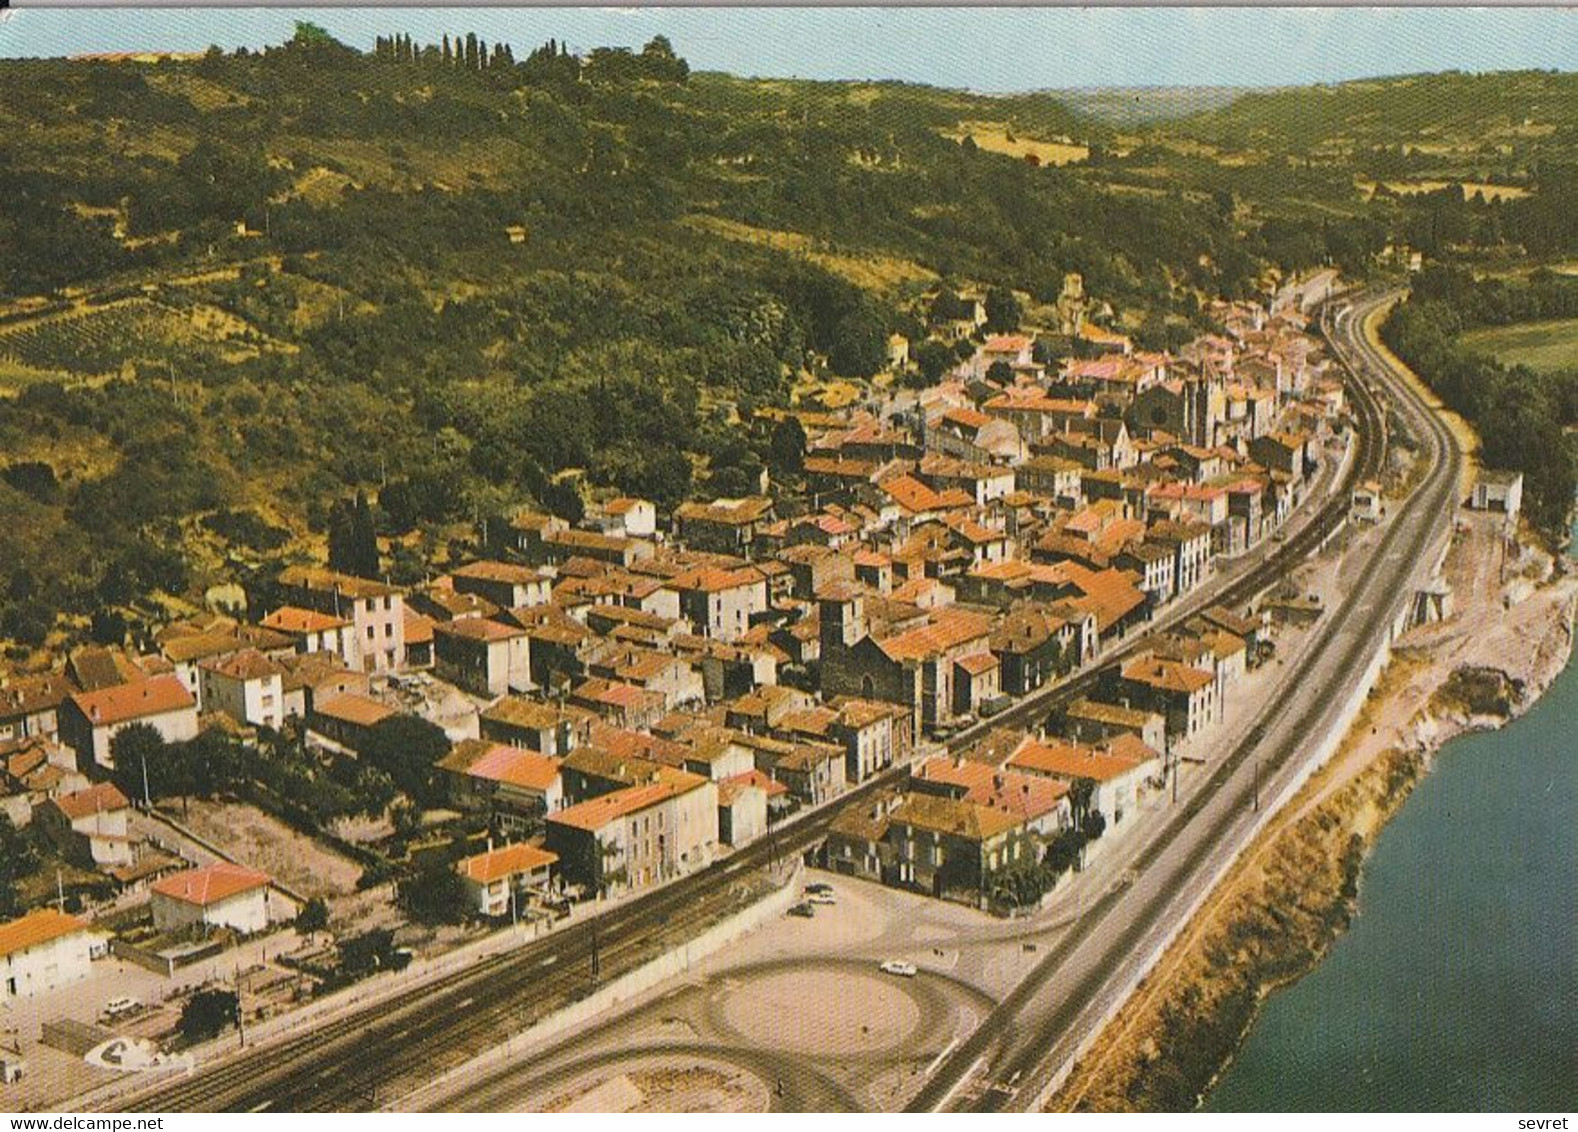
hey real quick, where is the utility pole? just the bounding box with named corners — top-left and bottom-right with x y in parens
top-left (1252, 760), bottom-right (1260, 813)
top-left (589, 915), bottom-right (600, 984)
top-left (235, 962), bottom-right (247, 1049)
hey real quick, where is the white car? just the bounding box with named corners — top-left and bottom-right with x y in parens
top-left (102, 997), bottom-right (140, 1019)
top-left (807, 890), bottom-right (836, 905)
top-left (879, 959), bottom-right (918, 978)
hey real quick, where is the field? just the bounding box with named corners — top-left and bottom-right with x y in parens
top-left (0, 296), bottom-right (288, 384)
top-left (941, 121), bottom-right (1089, 166)
top-left (1458, 317), bottom-right (1578, 374)
top-left (1355, 179), bottom-right (1531, 202)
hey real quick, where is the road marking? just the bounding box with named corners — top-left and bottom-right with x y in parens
top-left (925, 1037), bottom-right (961, 1078)
top-left (934, 1054), bottom-right (986, 1112)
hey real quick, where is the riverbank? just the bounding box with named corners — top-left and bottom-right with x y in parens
top-left (1046, 510), bottom-right (1577, 1113)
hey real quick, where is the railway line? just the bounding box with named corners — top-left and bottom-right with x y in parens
top-left (123, 290), bottom-right (1398, 1113)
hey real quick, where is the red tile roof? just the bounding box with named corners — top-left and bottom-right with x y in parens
top-left (51, 782), bottom-right (131, 821)
top-left (458, 842), bottom-right (557, 884)
top-left (150, 861), bottom-right (269, 907)
top-left (0, 908), bottom-right (91, 959)
top-left (70, 675), bottom-right (195, 727)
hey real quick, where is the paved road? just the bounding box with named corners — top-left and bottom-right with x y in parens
top-left (117, 294), bottom-right (1399, 1115)
top-left (908, 288), bottom-right (1460, 1112)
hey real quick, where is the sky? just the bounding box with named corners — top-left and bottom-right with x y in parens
top-left (0, 7), bottom-right (1575, 92)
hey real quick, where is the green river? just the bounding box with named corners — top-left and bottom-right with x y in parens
top-left (1207, 561), bottom-right (1578, 1111)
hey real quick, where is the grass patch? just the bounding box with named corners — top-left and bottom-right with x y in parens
top-left (941, 121), bottom-right (1089, 166)
top-left (1458, 317), bottom-right (1578, 374)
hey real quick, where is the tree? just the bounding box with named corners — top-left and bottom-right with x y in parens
top-left (328, 492), bottom-right (379, 579)
top-left (913, 339), bottom-right (954, 385)
top-left (984, 287), bottom-right (1022, 333)
top-left (339, 928), bottom-right (406, 978)
top-left (295, 897), bottom-right (330, 938)
top-left (110, 723), bottom-right (169, 804)
top-left (90, 608), bottom-right (127, 647)
top-left (403, 857), bottom-right (470, 925)
top-left (827, 308), bottom-right (887, 378)
top-left (0, 813), bottom-right (38, 918)
top-left (986, 360), bottom-right (1014, 385)
top-left (178, 989), bottom-right (239, 1044)
top-left (357, 714), bottom-right (450, 805)
top-left (768, 416), bottom-right (807, 476)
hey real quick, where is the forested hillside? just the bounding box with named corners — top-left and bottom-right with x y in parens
top-left (0, 27), bottom-right (1575, 655)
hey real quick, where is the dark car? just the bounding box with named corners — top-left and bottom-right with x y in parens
top-left (788, 902), bottom-right (816, 918)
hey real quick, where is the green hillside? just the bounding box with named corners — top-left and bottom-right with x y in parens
top-left (0, 28), bottom-right (1575, 656)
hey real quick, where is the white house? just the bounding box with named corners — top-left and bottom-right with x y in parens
top-left (0, 908), bottom-right (99, 1000)
top-left (150, 862), bottom-right (280, 935)
top-left (57, 675), bottom-right (199, 772)
top-left (1470, 469), bottom-right (1523, 520)
top-left (36, 782), bottom-right (134, 869)
top-left (456, 842), bottom-right (558, 918)
top-left (199, 649), bottom-right (286, 731)
top-left (259, 606), bottom-right (355, 667)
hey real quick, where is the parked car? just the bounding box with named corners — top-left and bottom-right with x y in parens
top-left (788, 902), bottom-right (816, 918)
top-left (102, 997), bottom-right (140, 1020)
top-left (807, 890), bottom-right (836, 906)
top-left (804, 881), bottom-right (834, 895)
top-left (879, 959), bottom-right (917, 977)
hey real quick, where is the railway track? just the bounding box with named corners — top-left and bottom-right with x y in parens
top-left (123, 297), bottom-right (1391, 1112)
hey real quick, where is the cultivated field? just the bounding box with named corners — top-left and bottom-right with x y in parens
top-left (1458, 317), bottom-right (1578, 374)
top-left (942, 121), bottom-right (1089, 166)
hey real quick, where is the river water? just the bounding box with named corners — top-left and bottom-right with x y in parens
top-left (1206, 587), bottom-right (1578, 1110)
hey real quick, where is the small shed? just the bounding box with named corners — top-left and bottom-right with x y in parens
top-left (1470, 469), bottom-right (1523, 520)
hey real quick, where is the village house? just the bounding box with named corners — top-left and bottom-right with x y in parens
top-left (36, 782), bottom-right (134, 869)
top-left (927, 407), bottom-right (1025, 465)
top-left (1061, 697), bottom-right (1168, 753)
top-left (0, 672), bottom-right (71, 744)
top-left (199, 649), bottom-right (286, 731)
top-left (258, 607), bottom-right (355, 668)
top-left (1116, 656), bottom-right (1220, 744)
top-left (276, 567), bottom-right (407, 674)
top-left (670, 566), bottom-right (769, 644)
top-left (545, 767), bottom-right (718, 895)
top-left (588, 497), bottom-right (658, 540)
top-left (1006, 737), bottom-right (1161, 829)
top-left (308, 692), bottom-right (396, 750)
top-left (1, 908), bottom-right (101, 1000)
top-left (885, 791), bottom-right (1029, 903)
top-left (1470, 469), bottom-right (1523, 519)
top-left (673, 497), bottom-right (775, 558)
top-left (278, 654), bottom-right (368, 721)
top-left (449, 561), bottom-right (551, 610)
top-left (150, 862), bottom-right (281, 935)
top-left (479, 697), bottom-right (588, 756)
top-left (716, 772), bottom-right (776, 847)
top-left (436, 739), bottom-right (564, 832)
top-left (910, 755), bottom-right (1073, 837)
top-left (456, 842), bottom-right (558, 918)
top-left (989, 605), bottom-right (1081, 696)
top-left (433, 618), bottom-right (532, 698)
top-left (58, 675), bottom-right (199, 772)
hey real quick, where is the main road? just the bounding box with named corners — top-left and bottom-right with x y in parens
top-left (118, 290), bottom-right (1414, 1114)
top-left (908, 287), bottom-right (1461, 1112)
